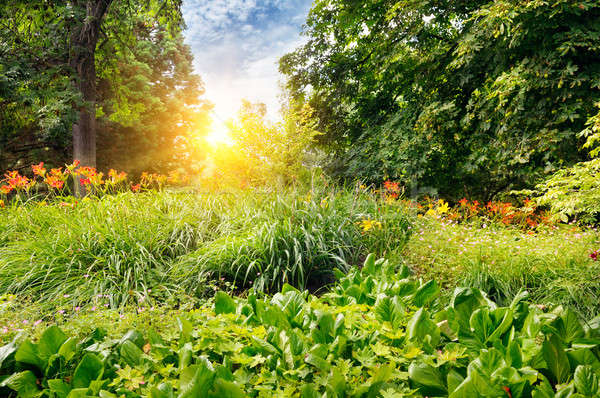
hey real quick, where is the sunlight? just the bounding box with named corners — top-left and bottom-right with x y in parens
top-left (205, 121), bottom-right (234, 147)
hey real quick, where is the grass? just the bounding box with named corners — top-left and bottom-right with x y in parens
top-left (404, 216), bottom-right (600, 317)
top-left (0, 189), bottom-right (412, 308)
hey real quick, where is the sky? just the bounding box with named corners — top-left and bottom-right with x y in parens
top-left (182, 0), bottom-right (313, 122)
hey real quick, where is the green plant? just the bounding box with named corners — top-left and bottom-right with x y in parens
top-left (2, 255), bottom-right (600, 397)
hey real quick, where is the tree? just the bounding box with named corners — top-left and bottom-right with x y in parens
top-left (0, 0), bottom-right (206, 180)
top-left (281, 0), bottom-right (600, 199)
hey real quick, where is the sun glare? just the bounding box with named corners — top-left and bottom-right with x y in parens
top-left (205, 122), bottom-right (233, 147)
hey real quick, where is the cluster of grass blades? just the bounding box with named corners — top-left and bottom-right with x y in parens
top-left (0, 189), bottom-right (413, 308)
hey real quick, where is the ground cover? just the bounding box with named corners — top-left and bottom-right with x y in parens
top-left (2, 256), bottom-right (600, 397)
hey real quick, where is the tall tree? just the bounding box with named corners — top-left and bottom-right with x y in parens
top-left (69, 0), bottom-right (113, 171)
top-left (0, 0), bottom-right (207, 177)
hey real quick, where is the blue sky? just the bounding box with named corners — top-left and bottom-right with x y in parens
top-left (182, 0), bottom-right (313, 120)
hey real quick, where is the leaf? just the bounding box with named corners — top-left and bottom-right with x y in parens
top-left (362, 253), bottom-right (377, 276)
top-left (149, 382), bottom-right (174, 398)
top-left (374, 295), bottom-right (404, 327)
top-left (38, 326), bottom-right (68, 362)
top-left (0, 370), bottom-right (39, 398)
top-left (542, 334), bottom-right (571, 384)
top-left (407, 308), bottom-right (440, 348)
top-left (120, 340), bottom-right (143, 367)
top-left (48, 379), bottom-right (72, 398)
top-left (0, 341), bottom-right (17, 369)
top-left (58, 337), bottom-right (77, 362)
top-left (210, 378), bottom-right (245, 398)
top-left (119, 329), bottom-right (144, 348)
top-left (178, 359), bottom-right (215, 398)
top-left (408, 362), bottom-right (447, 396)
top-left (574, 365), bottom-right (599, 396)
top-left (215, 291), bottom-right (237, 315)
top-left (72, 353), bottom-right (104, 389)
top-left (15, 340), bottom-right (44, 370)
top-left (412, 280), bottom-right (439, 307)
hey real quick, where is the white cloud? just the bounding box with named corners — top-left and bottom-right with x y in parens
top-left (182, 0), bottom-right (312, 120)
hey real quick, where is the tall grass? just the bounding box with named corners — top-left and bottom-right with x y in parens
top-left (0, 189), bottom-right (412, 307)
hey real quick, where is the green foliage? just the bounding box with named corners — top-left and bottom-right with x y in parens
top-left (404, 216), bottom-right (600, 318)
top-left (0, 0), bottom-right (209, 173)
top-left (0, 189), bottom-right (412, 306)
top-left (281, 0), bottom-right (600, 199)
top-left (533, 158), bottom-right (600, 224)
top-left (3, 256), bottom-right (600, 397)
top-left (531, 105), bottom-right (600, 223)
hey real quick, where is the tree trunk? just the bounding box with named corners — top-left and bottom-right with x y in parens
top-left (69, 0), bottom-right (112, 195)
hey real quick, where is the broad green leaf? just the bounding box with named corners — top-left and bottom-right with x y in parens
top-left (412, 280), bottom-right (439, 307)
top-left (72, 353), bottom-right (104, 389)
top-left (0, 370), bottom-right (39, 398)
top-left (408, 362), bottom-right (447, 396)
top-left (58, 337), bottom-right (77, 362)
top-left (542, 334), bottom-right (571, 384)
top-left (15, 340), bottom-right (44, 370)
top-left (215, 291), bottom-right (237, 315)
top-left (38, 326), bottom-right (68, 362)
top-left (48, 379), bottom-right (72, 398)
top-left (179, 359), bottom-right (215, 398)
top-left (210, 378), bottom-right (245, 398)
top-left (0, 341), bottom-right (17, 369)
top-left (120, 340), bottom-right (143, 367)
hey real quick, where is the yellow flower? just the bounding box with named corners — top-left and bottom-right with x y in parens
top-left (437, 200), bottom-right (449, 214)
top-left (425, 208), bottom-right (437, 217)
top-left (358, 218), bottom-right (382, 232)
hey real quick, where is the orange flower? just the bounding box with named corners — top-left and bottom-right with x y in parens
top-left (131, 184), bottom-right (141, 192)
top-left (80, 178), bottom-right (91, 186)
top-left (44, 176), bottom-right (65, 189)
top-left (65, 160), bottom-right (81, 174)
top-left (32, 162), bottom-right (46, 177)
top-left (458, 198), bottom-right (468, 206)
top-left (0, 185), bottom-right (13, 195)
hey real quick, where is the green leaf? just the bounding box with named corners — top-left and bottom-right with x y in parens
top-left (210, 378), bottom-right (245, 398)
top-left (58, 337), bottom-right (77, 362)
top-left (374, 295), bottom-right (404, 327)
top-left (120, 340), bottom-right (143, 367)
top-left (38, 326), bottom-right (68, 362)
top-left (215, 291), bottom-right (237, 315)
top-left (15, 340), bottom-right (45, 370)
top-left (0, 341), bottom-right (17, 369)
top-left (72, 353), bottom-right (104, 389)
top-left (574, 365), bottom-right (599, 396)
top-left (300, 384), bottom-right (319, 398)
top-left (48, 379), bottom-right (72, 398)
top-left (407, 308), bottom-right (440, 348)
top-left (179, 359), bottom-right (215, 398)
top-left (542, 334), bottom-right (571, 384)
top-left (412, 280), bottom-right (439, 307)
top-left (119, 330), bottom-right (145, 348)
top-left (408, 362), bottom-right (447, 396)
top-left (150, 382), bottom-right (174, 398)
top-left (0, 370), bottom-right (39, 398)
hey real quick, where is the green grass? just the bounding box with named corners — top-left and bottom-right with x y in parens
top-left (404, 216), bottom-right (600, 317)
top-left (0, 189), bottom-right (411, 307)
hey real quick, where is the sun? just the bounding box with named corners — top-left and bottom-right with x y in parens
top-left (205, 122), bottom-right (233, 147)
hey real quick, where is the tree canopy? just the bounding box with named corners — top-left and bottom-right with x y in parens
top-left (0, 0), bottom-right (210, 175)
top-left (281, 0), bottom-right (600, 199)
